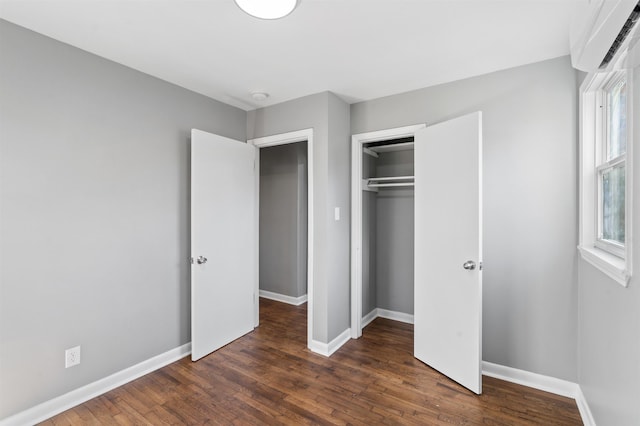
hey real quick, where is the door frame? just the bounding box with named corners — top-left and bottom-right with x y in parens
top-left (350, 124), bottom-right (426, 339)
top-left (248, 129), bottom-right (314, 347)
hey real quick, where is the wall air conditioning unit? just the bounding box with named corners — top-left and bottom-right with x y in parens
top-left (571, 0), bottom-right (640, 72)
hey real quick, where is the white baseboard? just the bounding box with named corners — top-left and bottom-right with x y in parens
top-left (361, 308), bottom-right (414, 328)
top-left (2, 340), bottom-right (596, 426)
top-left (259, 290), bottom-right (308, 306)
top-left (482, 361), bottom-right (577, 398)
top-left (0, 343), bottom-right (191, 426)
top-left (377, 308), bottom-right (414, 324)
top-left (308, 328), bottom-right (351, 357)
top-left (574, 385), bottom-right (597, 426)
top-left (482, 361), bottom-right (595, 426)
top-left (361, 309), bottom-right (378, 328)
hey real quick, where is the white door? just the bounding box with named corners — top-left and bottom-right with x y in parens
top-left (191, 129), bottom-right (257, 361)
top-left (414, 112), bottom-right (483, 394)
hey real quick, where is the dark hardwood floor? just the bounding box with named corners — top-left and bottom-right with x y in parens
top-left (41, 299), bottom-right (582, 425)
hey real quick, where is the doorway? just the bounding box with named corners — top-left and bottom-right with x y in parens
top-left (350, 114), bottom-right (483, 394)
top-left (350, 124), bottom-right (425, 338)
top-left (249, 129), bottom-right (314, 347)
top-left (258, 142), bottom-right (308, 304)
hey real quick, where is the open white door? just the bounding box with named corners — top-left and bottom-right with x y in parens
top-left (191, 129), bottom-right (256, 361)
top-left (414, 112), bottom-right (483, 394)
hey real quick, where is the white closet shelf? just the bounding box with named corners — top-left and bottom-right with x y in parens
top-left (368, 141), bottom-right (414, 153)
top-left (364, 175), bottom-right (415, 191)
top-left (368, 182), bottom-right (415, 188)
top-left (367, 175), bottom-right (414, 182)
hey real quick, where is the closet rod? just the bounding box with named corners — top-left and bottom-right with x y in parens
top-left (367, 182), bottom-right (415, 188)
top-left (369, 141), bottom-right (414, 153)
top-left (367, 175), bottom-right (414, 182)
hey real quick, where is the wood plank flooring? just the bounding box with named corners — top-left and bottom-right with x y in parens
top-left (41, 299), bottom-right (582, 425)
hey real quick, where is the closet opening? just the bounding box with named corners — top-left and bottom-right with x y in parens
top-left (362, 137), bottom-right (415, 330)
top-left (350, 125), bottom-right (425, 339)
top-left (351, 115), bottom-right (483, 394)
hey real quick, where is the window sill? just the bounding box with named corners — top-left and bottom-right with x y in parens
top-left (578, 246), bottom-right (631, 287)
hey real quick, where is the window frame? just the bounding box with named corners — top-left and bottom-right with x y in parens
top-left (578, 70), bottom-right (633, 287)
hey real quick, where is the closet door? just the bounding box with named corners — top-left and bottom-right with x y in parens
top-left (414, 112), bottom-right (483, 394)
top-left (191, 129), bottom-right (257, 361)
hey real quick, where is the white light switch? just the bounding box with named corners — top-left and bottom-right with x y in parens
top-left (334, 207), bottom-right (340, 221)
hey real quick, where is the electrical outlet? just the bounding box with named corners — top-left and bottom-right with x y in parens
top-left (65, 346), bottom-right (81, 368)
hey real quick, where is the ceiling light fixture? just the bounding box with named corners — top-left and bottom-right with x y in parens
top-left (234, 0), bottom-right (298, 20)
top-left (251, 92), bottom-right (269, 101)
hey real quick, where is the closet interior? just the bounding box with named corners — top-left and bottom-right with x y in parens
top-left (361, 137), bottom-right (415, 325)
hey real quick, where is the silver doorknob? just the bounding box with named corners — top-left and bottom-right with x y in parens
top-left (463, 260), bottom-right (476, 270)
top-left (196, 256), bottom-right (208, 265)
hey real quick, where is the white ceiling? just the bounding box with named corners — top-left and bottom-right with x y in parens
top-left (0, 0), bottom-right (585, 111)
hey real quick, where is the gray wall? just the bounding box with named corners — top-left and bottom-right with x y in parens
top-left (0, 20), bottom-right (246, 419)
top-left (326, 94), bottom-right (351, 340)
top-left (259, 143), bottom-right (307, 298)
top-left (2, 17), bottom-right (600, 421)
top-left (577, 65), bottom-right (640, 425)
top-left (247, 92), bottom-right (351, 344)
top-left (351, 56), bottom-right (578, 381)
top-left (375, 150), bottom-right (414, 315)
top-left (296, 145), bottom-right (308, 298)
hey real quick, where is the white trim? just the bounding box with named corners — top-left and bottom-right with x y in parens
top-left (377, 308), bottom-right (414, 324)
top-left (481, 361), bottom-right (594, 426)
top-left (253, 147), bottom-right (261, 327)
top-left (481, 361), bottom-right (577, 398)
top-left (351, 137), bottom-right (363, 339)
top-left (248, 128), bottom-right (314, 351)
top-left (259, 290), bottom-right (308, 306)
top-left (352, 124), bottom-right (427, 143)
top-left (308, 328), bottom-right (351, 357)
top-left (361, 309), bottom-right (378, 328)
top-left (0, 344), bottom-right (191, 426)
top-left (361, 308), bottom-right (415, 328)
top-left (578, 245), bottom-right (630, 286)
top-left (350, 124), bottom-right (427, 339)
top-left (248, 128), bottom-right (312, 148)
top-left (574, 386), bottom-right (597, 426)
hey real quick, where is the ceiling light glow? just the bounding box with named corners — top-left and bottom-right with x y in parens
top-left (234, 0), bottom-right (298, 20)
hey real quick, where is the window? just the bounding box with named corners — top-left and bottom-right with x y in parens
top-left (596, 75), bottom-right (627, 257)
top-left (579, 70), bottom-right (633, 286)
